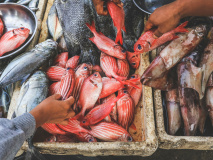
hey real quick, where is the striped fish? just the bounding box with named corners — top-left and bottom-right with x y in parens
top-left (49, 82), bottom-right (61, 96)
top-left (46, 66), bottom-right (66, 81)
top-left (0, 17), bottom-right (4, 38)
top-left (54, 52), bottom-right (68, 68)
top-left (117, 59), bottom-right (129, 78)
top-left (75, 132), bottom-right (97, 142)
top-left (66, 55), bottom-right (80, 69)
top-left (89, 122), bottom-right (133, 142)
top-left (42, 123), bottom-right (67, 135)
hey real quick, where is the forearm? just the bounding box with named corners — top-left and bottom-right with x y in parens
top-left (177, 0), bottom-right (213, 18)
top-left (0, 113), bottom-right (35, 160)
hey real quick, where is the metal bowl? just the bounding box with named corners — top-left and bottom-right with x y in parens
top-left (133, 0), bottom-right (175, 14)
top-left (0, 3), bottom-right (37, 59)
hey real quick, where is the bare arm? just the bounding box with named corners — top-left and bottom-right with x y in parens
top-left (145, 0), bottom-right (213, 37)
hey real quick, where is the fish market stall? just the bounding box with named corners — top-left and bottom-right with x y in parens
top-left (5, 0), bottom-right (158, 157)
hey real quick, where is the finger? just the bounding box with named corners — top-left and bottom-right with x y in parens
top-left (58, 120), bottom-right (69, 126)
top-left (144, 21), bottom-right (154, 32)
top-left (52, 94), bottom-right (62, 100)
top-left (153, 29), bottom-right (163, 38)
top-left (65, 96), bottom-right (75, 106)
top-left (66, 110), bottom-right (75, 118)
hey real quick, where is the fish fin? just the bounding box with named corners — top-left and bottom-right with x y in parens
top-left (122, 26), bottom-right (126, 32)
top-left (118, 79), bottom-right (140, 89)
top-left (86, 21), bottom-right (97, 34)
top-left (129, 123), bottom-right (137, 130)
top-left (115, 30), bottom-right (123, 45)
top-left (172, 35), bottom-right (179, 40)
top-left (98, 32), bottom-right (105, 36)
top-left (89, 37), bottom-right (95, 43)
top-left (174, 21), bottom-right (188, 33)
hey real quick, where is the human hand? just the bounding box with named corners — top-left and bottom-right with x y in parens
top-left (145, 1), bottom-right (182, 38)
top-left (30, 94), bottom-right (75, 128)
top-left (92, 0), bottom-right (122, 15)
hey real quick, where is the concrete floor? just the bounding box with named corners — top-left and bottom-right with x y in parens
top-left (17, 149), bottom-right (213, 160)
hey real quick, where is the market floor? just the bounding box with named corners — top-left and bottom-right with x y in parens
top-left (19, 149), bottom-right (213, 160)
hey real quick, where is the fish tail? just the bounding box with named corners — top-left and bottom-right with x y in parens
top-left (86, 21), bottom-right (97, 35)
top-left (115, 30), bottom-right (123, 45)
top-left (174, 21), bottom-right (188, 33)
top-left (118, 79), bottom-right (140, 89)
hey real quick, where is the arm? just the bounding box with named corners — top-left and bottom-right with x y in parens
top-left (145, 0), bottom-right (213, 37)
top-left (0, 94), bottom-right (75, 160)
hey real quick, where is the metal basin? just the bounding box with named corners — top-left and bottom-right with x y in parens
top-left (0, 3), bottom-right (37, 59)
top-left (133, 0), bottom-right (175, 14)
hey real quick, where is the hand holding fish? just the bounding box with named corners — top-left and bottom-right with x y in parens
top-left (92, 0), bottom-right (122, 15)
top-left (145, 0), bottom-right (213, 38)
top-left (30, 94), bottom-right (75, 128)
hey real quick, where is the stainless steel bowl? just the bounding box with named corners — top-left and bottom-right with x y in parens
top-left (133, 0), bottom-right (175, 14)
top-left (0, 3), bottom-right (37, 59)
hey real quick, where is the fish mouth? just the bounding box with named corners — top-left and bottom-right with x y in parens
top-left (89, 79), bottom-right (98, 87)
top-left (140, 77), bottom-right (150, 85)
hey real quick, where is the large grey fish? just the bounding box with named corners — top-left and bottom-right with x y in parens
top-left (47, 3), bottom-right (63, 41)
top-left (15, 71), bottom-right (48, 117)
top-left (55, 0), bottom-right (100, 65)
top-left (17, 0), bottom-right (31, 5)
top-left (0, 39), bottom-right (57, 87)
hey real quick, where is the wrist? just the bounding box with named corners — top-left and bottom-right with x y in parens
top-left (30, 105), bottom-right (48, 128)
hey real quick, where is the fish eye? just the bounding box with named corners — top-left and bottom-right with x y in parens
top-left (20, 27), bottom-right (24, 30)
top-left (83, 66), bottom-right (88, 70)
top-left (82, 120), bottom-right (86, 124)
top-left (127, 136), bottom-right (132, 142)
top-left (131, 75), bottom-right (135, 78)
top-left (89, 138), bottom-right (93, 142)
top-left (121, 49), bottom-right (126, 53)
top-left (94, 73), bottom-right (98, 77)
top-left (137, 44), bottom-right (142, 50)
top-left (124, 90), bottom-right (128, 93)
top-left (131, 62), bottom-right (136, 66)
top-left (67, 67), bottom-right (71, 70)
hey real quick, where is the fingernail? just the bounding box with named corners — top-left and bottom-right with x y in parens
top-left (153, 34), bottom-right (159, 39)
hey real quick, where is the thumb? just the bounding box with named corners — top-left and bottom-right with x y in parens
top-left (52, 94), bottom-right (62, 100)
top-left (66, 110), bottom-right (75, 119)
top-left (144, 21), bottom-right (154, 32)
top-left (65, 96), bottom-right (75, 106)
top-left (153, 29), bottom-right (163, 38)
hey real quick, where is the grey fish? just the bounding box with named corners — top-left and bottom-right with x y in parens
top-left (56, 0), bottom-right (100, 65)
top-left (4, 0), bottom-right (18, 3)
top-left (58, 35), bottom-right (68, 52)
top-left (0, 39), bottom-right (57, 87)
top-left (15, 71), bottom-right (48, 117)
top-left (28, 0), bottom-right (38, 8)
top-left (17, 0), bottom-right (31, 5)
top-left (47, 3), bottom-right (63, 41)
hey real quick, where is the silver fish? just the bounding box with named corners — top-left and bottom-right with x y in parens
top-left (47, 3), bottom-right (63, 41)
top-left (15, 71), bottom-right (49, 117)
top-left (17, 0), bottom-right (32, 5)
top-left (0, 39), bottom-right (57, 87)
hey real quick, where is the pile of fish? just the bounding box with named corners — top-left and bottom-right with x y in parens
top-left (0, 0), bottom-right (40, 12)
top-left (139, 17), bottom-right (213, 136)
top-left (39, 0), bottom-right (144, 142)
top-left (0, 17), bottom-right (30, 57)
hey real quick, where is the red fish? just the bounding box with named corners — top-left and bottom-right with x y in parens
top-left (127, 74), bottom-right (142, 106)
top-left (54, 52), bottom-right (68, 68)
top-left (117, 90), bottom-right (135, 130)
top-left (101, 93), bottom-right (117, 121)
top-left (76, 132), bottom-right (97, 142)
top-left (72, 63), bottom-right (91, 112)
top-left (104, 115), bottom-right (112, 122)
top-left (42, 123), bottom-right (67, 135)
top-left (46, 66), bottom-right (66, 81)
top-left (134, 21), bottom-right (188, 53)
top-left (66, 55), bottom-right (80, 69)
top-left (58, 119), bottom-right (89, 134)
top-left (57, 69), bottom-right (75, 100)
top-left (107, 1), bottom-right (126, 45)
top-left (117, 59), bottom-right (129, 78)
top-left (80, 93), bottom-right (124, 126)
top-left (0, 18), bottom-right (4, 37)
top-left (127, 51), bottom-right (140, 69)
top-left (76, 72), bottom-right (103, 117)
top-left (89, 122), bottom-right (133, 142)
top-left (92, 65), bottom-right (103, 73)
top-left (0, 27), bottom-right (30, 56)
top-left (49, 82), bottom-right (61, 95)
top-left (86, 21), bottom-right (126, 59)
top-left (45, 134), bottom-right (77, 142)
top-left (100, 52), bottom-right (126, 81)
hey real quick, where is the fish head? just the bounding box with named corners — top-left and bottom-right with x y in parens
top-left (113, 45), bottom-right (126, 59)
top-left (89, 72), bottom-right (102, 84)
top-left (127, 52), bottom-right (140, 69)
top-left (129, 74), bottom-right (140, 84)
top-left (45, 135), bottom-right (57, 142)
top-left (78, 132), bottom-right (97, 142)
top-left (92, 65), bottom-right (103, 73)
top-left (15, 27), bottom-right (30, 37)
top-left (134, 40), bottom-right (150, 53)
top-left (75, 63), bottom-right (91, 77)
top-left (119, 133), bottom-right (133, 142)
top-left (80, 116), bottom-right (90, 127)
